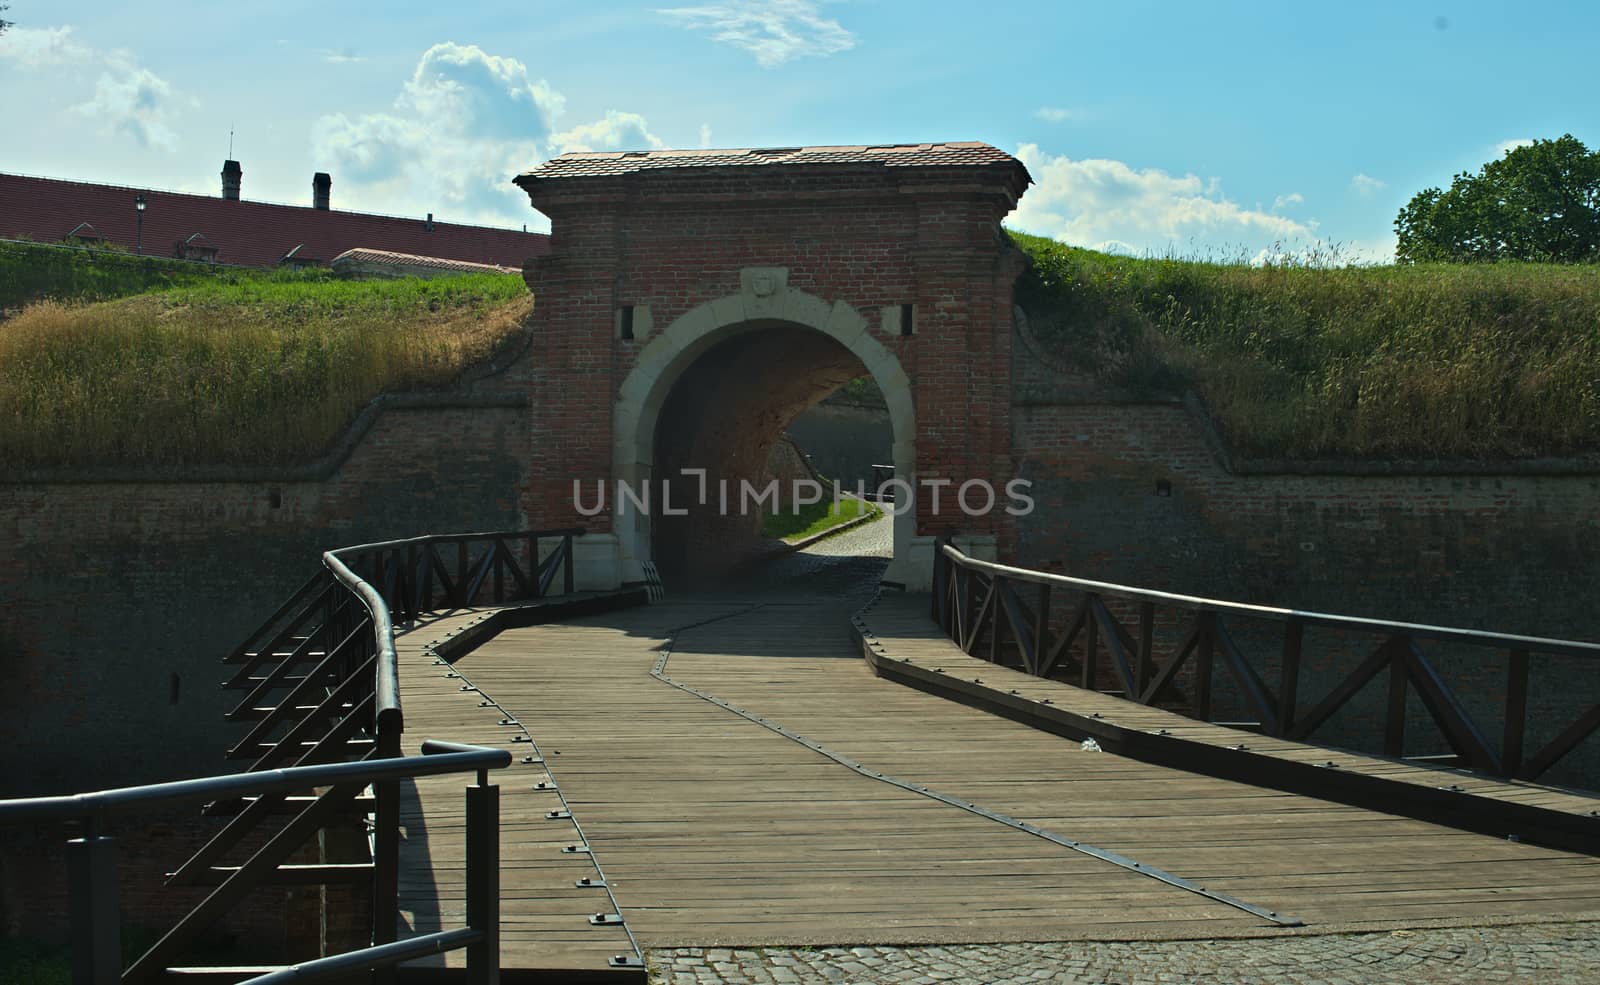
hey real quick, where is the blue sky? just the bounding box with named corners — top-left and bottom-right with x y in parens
top-left (2, 1), bottom-right (1596, 263)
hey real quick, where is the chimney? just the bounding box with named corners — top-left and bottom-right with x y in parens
top-left (312, 172), bottom-right (332, 211)
top-left (221, 159), bottom-right (242, 201)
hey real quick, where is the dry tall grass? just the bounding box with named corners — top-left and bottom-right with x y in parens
top-left (0, 280), bottom-right (531, 468)
top-left (1014, 231), bottom-right (1600, 459)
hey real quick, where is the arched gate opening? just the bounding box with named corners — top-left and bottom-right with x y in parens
top-left (514, 142), bottom-right (1031, 591)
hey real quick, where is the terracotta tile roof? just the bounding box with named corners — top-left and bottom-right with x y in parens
top-left (331, 248), bottom-right (520, 275)
top-left (0, 172), bottom-right (549, 270)
top-left (522, 141), bottom-right (1020, 181)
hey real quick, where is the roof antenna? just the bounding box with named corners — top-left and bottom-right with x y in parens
top-left (228, 126), bottom-right (235, 159)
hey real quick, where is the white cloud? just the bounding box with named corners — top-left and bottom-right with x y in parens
top-left (313, 42), bottom-right (664, 226)
top-left (1495, 138), bottom-right (1534, 157)
top-left (0, 25), bottom-right (94, 66)
top-left (1351, 172), bottom-right (1385, 196)
top-left (2, 25), bottom-right (182, 152)
top-left (552, 110), bottom-right (664, 154)
top-left (1272, 192), bottom-right (1304, 211)
top-left (700, 123), bottom-right (714, 148)
top-left (1007, 143), bottom-right (1314, 257)
top-left (321, 48), bottom-right (368, 65)
top-left (1034, 106), bottom-right (1085, 124)
top-left (660, 0), bottom-right (856, 67)
top-left (75, 67), bottom-right (178, 149)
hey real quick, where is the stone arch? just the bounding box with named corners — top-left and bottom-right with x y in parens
top-left (611, 276), bottom-right (915, 585)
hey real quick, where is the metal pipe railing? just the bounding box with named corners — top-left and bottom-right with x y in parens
top-left (0, 742), bottom-right (510, 985)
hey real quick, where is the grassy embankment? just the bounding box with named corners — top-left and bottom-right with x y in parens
top-left (1011, 230), bottom-right (1600, 460)
top-left (0, 239), bottom-right (255, 312)
top-left (762, 495), bottom-right (881, 542)
top-left (0, 242), bottom-right (529, 468)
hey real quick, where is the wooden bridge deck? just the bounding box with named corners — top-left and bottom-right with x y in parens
top-left (391, 595), bottom-right (1600, 981)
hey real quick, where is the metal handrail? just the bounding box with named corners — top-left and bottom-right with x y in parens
top-left (940, 543), bottom-right (1600, 659)
top-left (0, 746), bottom-right (509, 825)
top-left (321, 547), bottom-right (404, 736)
top-left (0, 743), bottom-right (510, 985)
top-left (319, 526), bottom-right (588, 735)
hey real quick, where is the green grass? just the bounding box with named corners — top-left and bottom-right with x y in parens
top-left (1012, 230), bottom-right (1600, 459)
top-left (827, 374), bottom-right (886, 407)
top-left (0, 271), bottom-right (531, 468)
top-left (762, 495), bottom-right (880, 541)
top-left (0, 239), bottom-right (256, 311)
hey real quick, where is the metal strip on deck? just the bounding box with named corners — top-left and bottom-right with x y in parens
top-left (647, 604), bottom-right (1302, 928)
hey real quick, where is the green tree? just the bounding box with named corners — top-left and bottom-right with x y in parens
top-left (1395, 135), bottom-right (1600, 263)
top-left (0, 5), bottom-right (11, 35)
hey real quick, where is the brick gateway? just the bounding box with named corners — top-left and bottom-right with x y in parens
top-left (514, 143), bottom-right (1032, 588)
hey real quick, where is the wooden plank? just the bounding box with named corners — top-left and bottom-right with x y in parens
top-left (389, 594), bottom-right (1600, 967)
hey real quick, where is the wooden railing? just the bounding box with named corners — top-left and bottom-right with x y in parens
top-left (932, 538), bottom-right (1600, 783)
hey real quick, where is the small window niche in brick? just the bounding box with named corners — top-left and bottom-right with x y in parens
top-left (881, 303), bottom-right (916, 337)
top-left (615, 303), bottom-right (653, 341)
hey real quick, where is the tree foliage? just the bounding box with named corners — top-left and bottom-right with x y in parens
top-left (0, 5), bottom-right (11, 35)
top-left (1395, 135), bottom-right (1600, 264)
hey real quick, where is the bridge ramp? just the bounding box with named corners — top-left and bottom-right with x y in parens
top-left (392, 593), bottom-right (1600, 979)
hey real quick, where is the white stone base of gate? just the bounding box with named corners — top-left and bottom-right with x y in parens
top-left (572, 533), bottom-right (624, 591)
top-left (577, 531), bottom-right (993, 595)
top-left (889, 535), bottom-right (995, 592)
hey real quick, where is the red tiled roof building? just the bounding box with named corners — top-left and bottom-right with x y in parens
top-left (0, 162), bottom-right (549, 270)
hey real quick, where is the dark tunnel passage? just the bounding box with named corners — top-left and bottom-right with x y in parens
top-left (650, 320), bottom-right (870, 581)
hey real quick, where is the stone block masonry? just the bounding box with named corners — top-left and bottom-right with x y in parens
top-left (1011, 395), bottom-right (1600, 788)
top-left (0, 400), bottom-right (530, 795)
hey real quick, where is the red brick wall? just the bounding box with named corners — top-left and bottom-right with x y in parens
top-left (519, 166), bottom-right (1027, 561)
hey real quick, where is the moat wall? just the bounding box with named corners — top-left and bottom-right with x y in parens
top-left (0, 397), bottom-right (529, 795)
top-left (1010, 392), bottom-right (1600, 788)
top-left (3, 325), bottom-right (1597, 794)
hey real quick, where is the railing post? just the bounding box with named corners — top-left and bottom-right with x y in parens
top-left (1081, 596), bottom-right (1099, 690)
top-left (1194, 612), bottom-right (1214, 721)
top-left (563, 534), bottom-right (575, 596)
top-left (1277, 618), bottom-right (1303, 737)
top-left (465, 770), bottom-right (501, 985)
top-left (1385, 637), bottom-right (1408, 758)
top-left (1136, 601), bottom-right (1155, 703)
top-left (988, 575), bottom-right (1004, 664)
top-left (68, 823), bottom-right (122, 985)
top-left (1502, 648), bottom-right (1530, 776)
top-left (1035, 584), bottom-right (1050, 675)
top-left (962, 565), bottom-right (977, 647)
top-left (405, 544), bottom-right (420, 620)
top-left (457, 540), bottom-right (469, 607)
top-left (371, 730), bottom-right (401, 985)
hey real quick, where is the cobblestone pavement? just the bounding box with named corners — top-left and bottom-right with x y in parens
top-left (650, 923), bottom-right (1600, 984)
top-left (685, 508), bottom-right (893, 600)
